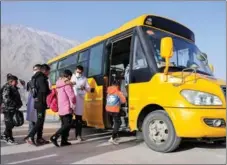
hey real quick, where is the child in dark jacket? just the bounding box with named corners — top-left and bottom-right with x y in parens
top-left (0, 75), bottom-right (23, 145)
top-left (0, 73), bottom-right (14, 111)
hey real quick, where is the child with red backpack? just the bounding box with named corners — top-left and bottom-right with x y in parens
top-left (48, 70), bottom-right (76, 147)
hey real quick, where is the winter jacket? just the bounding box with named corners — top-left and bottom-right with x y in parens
top-left (32, 71), bottom-right (50, 110)
top-left (56, 79), bottom-right (76, 116)
top-left (2, 83), bottom-right (23, 112)
top-left (105, 85), bottom-right (126, 113)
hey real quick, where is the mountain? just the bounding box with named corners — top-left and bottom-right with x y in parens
top-left (1, 25), bottom-right (79, 109)
top-left (1, 24), bottom-right (79, 84)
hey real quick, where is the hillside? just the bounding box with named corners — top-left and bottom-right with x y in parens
top-left (1, 25), bottom-right (79, 108)
top-left (1, 24), bottom-right (79, 84)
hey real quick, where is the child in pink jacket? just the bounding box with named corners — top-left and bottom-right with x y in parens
top-left (50, 70), bottom-right (76, 147)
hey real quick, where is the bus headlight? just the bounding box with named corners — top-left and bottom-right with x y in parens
top-left (181, 90), bottom-right (222, 106)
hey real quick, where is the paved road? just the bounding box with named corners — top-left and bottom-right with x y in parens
top-left (1, 122), bottom-right (226, 164)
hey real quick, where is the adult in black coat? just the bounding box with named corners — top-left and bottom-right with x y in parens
top-left (25, 64), bottom-right (51, 146)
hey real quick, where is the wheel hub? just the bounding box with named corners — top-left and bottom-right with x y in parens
top-left (148, 120), bottom-right (169, 145)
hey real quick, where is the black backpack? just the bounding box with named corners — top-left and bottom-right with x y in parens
top-left (13, 110), bottom-right (24, 127)
top-left (29, 77), bottom-right (38, 98)
top-left (0, 84), bottom-right (6, 106)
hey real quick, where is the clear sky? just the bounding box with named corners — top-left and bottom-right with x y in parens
top-left (1, 1), bottom-right (226, 80)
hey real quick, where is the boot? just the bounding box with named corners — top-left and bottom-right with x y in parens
top-left (50, 135), bottom-right (60, 147)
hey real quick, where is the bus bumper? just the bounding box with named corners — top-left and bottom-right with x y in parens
top-left (166, 107), bottom-right (226, 138)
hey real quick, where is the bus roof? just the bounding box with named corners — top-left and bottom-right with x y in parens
top-left (48, 14), bottom-right (193, 64)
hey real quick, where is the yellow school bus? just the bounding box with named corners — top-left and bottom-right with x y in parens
top-left (47, 14), bottom-right (226, 153)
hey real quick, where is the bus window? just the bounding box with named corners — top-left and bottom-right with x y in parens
top-left (78, 50), bottom-right (89, 63)
top-left (49, 62), bottom-right (58, 84)
top-left (133, 36), bottom-right (148, 70)
top-left (58, 53), bottom-right (78, 69)
top-left (56, 69), bottom-right (63, 80)
top-left (65, 64), bottom-right (78, 73)
top-left (56, 64), bottom-right (77, 79)
top-left (88, 43), bottom-right (104, 77)
top-left (50, 62), bottom-right (58, 70)
top-left (77, 50), bottom-right (89, 76)
top-left (49, 72), bottom-right (56, 85)
top-left (130, 35), bottom-right (152, 84)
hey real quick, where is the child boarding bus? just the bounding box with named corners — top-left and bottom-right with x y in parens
top-left (47, 14), bottom-right (226, 153)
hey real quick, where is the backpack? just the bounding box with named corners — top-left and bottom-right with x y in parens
top-left (0, 85), bottom-right (5, 106)
top-left (46, 88), bottom-right (58, 113)
top-left (13, 110), bottom-right (24, 127)
top-left (106, 94), bottom-right (120, 107)
top-left (0, 84), bottom-right (6, 108)
top-left (29, 77), bottom-right (38, 98)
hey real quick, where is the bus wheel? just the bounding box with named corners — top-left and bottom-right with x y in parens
top-left (142, 110), bottom-right (181, 153)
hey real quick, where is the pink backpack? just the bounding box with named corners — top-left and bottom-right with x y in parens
top-left (46, 88), bottom-right (58, 112)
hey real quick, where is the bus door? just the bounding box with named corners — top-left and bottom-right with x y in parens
top-left (128, 27), bottom-right (155, 130)
top-left (83, 43), bottom-right (106, 129)
top-left (104, 30), bottom-right (134, 129)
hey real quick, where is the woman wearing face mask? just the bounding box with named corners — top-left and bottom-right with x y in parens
top-left (70, 65), bottom-right (90, 142)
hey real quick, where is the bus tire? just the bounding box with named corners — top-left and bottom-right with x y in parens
top-left (142, 110), bottom-right (181, 153)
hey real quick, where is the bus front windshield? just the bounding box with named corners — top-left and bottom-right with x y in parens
top-left (143, 27), bottom-right (213, 76)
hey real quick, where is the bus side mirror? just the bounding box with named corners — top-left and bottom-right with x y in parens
top-left (197, 53), bottom-right (208, 65)
top-left (160, 37), bottom-right (173, 75)
top-left (160, 37), bottom-right (173, 59)
top-left (209, 64), bottom-right (214, 73)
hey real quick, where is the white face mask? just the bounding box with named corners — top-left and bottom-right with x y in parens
top-left (33, 71), bottom-right (37, 75)
top-left (75, 72), bottom-right (82, 78)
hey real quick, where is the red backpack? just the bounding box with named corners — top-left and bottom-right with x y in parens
top-left (46, 88), bottom-right (58, 112)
